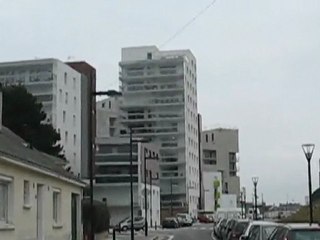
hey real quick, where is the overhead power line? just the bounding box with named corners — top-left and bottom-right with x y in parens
top-left (159, 0), bottom-right (218, 48)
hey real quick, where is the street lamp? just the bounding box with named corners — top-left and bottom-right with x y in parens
top-left (242, 187), bottom-right (246, 219)
top-left (143, 150), bottom-right (159, 236)
top-left (149, 170), bottom-right (159, 228)
top-left (302, 143), bottom-right (315, 225)
top-left (128, 127), bottom-right (150, 240)
top-left (89, 90), bottom-right (121, 240)
top-left (252, 177), bottom-right (259, 220)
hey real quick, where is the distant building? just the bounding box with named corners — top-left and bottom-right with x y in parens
top-left (0, 59), bottom-right (92, 176)
top-left (66, 61), bottom-right (96, 178)
top-left (119, 46), bottom-right (200, 216)
top-left (93, 137), bottom-right (161, 227)
top-left (201, 128), bottom-right (240, 199)
top-left (0, 92), bottom-right (84, 240)
top-left (202, 171), bottom-right (222, 212)
top-left (96, 93), bottom-right (123, 138)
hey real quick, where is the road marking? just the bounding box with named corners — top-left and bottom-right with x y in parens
top-left (167, 235), bottom-right (174, 240)
top-left (211, 231), bottom-right (217, 240)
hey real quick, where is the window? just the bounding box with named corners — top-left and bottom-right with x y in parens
top-left (73, 134), bottom-right (76, 145)
top-left (59, 89), bottom-right (62, 102)
top-left (109, 101), bottom-right (111, 109)
top-left (205, 134), bottom-right (208, 142)
top-left (0, 182), bottom-right (8, 222)
top-left (73, 115), bottom-right (76, 126)
top-left (211, 133), bottom-right (214, 142)
top-left (74, 97), bottom-right (77, 108)
top-left (73, 77), bottom-right (76, 89)
top-left (147, 52), bottom-right (152, 60)
top-left (64, 72), bottom-right (67, 85)
top-left (101, 103), bottom-right (105, 108)
top-left (52, 189), bottom-right (61, 224)
top-left (65, 131), bottom-right (68, 144)
top-left (63, 111), bottom-right (66, 123)
top-left (23, 180), bottom-right (30, 207)
top-left (65, 92), bottom-right (68, 104)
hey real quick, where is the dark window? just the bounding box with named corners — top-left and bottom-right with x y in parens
top-left (101, 103), bottom-right (105, 108)
top-left (211, 133), bottom-right (214, 141)
top-left (109, 101), bottom-right (111, 109)
top-left (147, 52), bottom-right (152, 59)
top-left (205, 134), bottom-right (208, 142)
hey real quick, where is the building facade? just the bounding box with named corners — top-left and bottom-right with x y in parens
top-left (0, 59), bottom-right (88, 176)
top-left (96, 94), bottom-right (123, 138)
top-left (66, 61), bottom-right (96, 178)
top-left (93, 138), bottom-right (161, 226)
top-left (0, 90), bottom-right (84, 240)
top-left (119, 46), bottom-right (200, 216)
top-left (201, 128), bottom-right (240, 199)
top-left (202, 171), bottom-right (222, 212)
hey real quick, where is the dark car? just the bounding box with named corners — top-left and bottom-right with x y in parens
top-left (223, 219), bottom-right (237, 240)
top-left (198, 214), bottom-right (214, 223)
top-left (217, 219), bottom-right (228, 239)
top-left (228, 220), bottom-right (250, 240)
top-left (268, 223), bottom-right (320, 240)
top-left (162, 217), bottom-right (179, 229)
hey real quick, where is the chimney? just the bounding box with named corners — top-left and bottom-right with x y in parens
top-left (0, 90), bottom-right (2, 131)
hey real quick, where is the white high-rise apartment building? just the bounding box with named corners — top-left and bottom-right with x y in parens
top-left (0, 59), bottom-right (85, 175)
top-left (119, 46), bottom-right (200, 216)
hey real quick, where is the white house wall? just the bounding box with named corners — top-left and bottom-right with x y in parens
top-left (0, 160), bottom-right (82, 240)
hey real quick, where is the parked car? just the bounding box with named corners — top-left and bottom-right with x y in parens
top-left (214, 218), bottom-right (224, 237)
top-left (268, 223), bottom-right (320, 240)
top-left (228, 220), bottom-right (250, 240)
top-left (217, 218), bottom-right (228, 239)
top-left (223, 219), bottom-right (237, 240)
top-left (241, 221), bottom-right (279, 240)
top-left (115, 216), bottom-right (145, 231)
top-left (198, 214), bottom-right (214, 223)
top-left (162, 217), bottom-right (180, 229)
top-left (176, 213), bottom-right (193, 227)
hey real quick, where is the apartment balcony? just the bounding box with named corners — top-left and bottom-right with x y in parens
top-left (124, 84), bottom-right (184, 94)
top-left (94, 175), bottom-right (139, 185)
top-left (121, 98), bottom-right (185, 109)
top-left (161, 171), bottom-right (185, 179)
top-left (121, 126), bottom-right (184, 137)
top-left (160, 161), bottom-right (185, 166)
top-left (95, 152), bottom-right (138, 164)
top-left (119, 69), bottom-right (184, 81)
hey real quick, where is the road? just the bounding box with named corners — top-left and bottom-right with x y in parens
top-left (150, 223), bottom-right (213, 240)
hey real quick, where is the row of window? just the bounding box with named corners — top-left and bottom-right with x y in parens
top-left (64, 72), bottom-right (77, 90)
top-left (0, 177), bottom-right (62, 226)
top-left (62, 110), bottom-right (77, 126)
top-left (205, 133), bottom-right (215, 143)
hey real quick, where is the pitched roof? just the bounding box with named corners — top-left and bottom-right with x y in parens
top-left (0, 126), bottom-right (84, 186)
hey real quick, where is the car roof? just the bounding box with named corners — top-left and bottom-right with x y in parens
top-left (250, 221), bottom-right (279, 226)
top-left (285, 223), bottom-right (320, 229)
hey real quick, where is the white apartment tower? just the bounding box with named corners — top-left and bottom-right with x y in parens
top-left (0, 59), bottom-right (85, 175)
top-left (119, 46), bottom-right (200, 216)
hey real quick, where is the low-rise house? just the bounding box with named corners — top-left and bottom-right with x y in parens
top-left (0, 94), bottom-right (85, 240)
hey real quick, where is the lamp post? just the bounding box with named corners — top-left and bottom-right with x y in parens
top-left (252, 177), bottom-right (259, 220)
top-left (242, 187), bottom-right (246, 218)
top-left (302, 143), bottom-right (315, 225)
top-left (143, 150), bottom-right (159, 236)
top-left (149, 170), bottom-right (159, 228)
top-left (89, 90), bottom-right (121, 240)
top-left (240, 190), bottom-right (244, 219)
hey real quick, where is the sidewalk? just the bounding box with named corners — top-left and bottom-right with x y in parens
top-left (106, 231), bottom-right (159, 240)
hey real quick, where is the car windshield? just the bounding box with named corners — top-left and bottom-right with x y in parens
top-left (235, 222), bottom-right (250, 233)
top-left (291, 229), bottom-right (320, 240)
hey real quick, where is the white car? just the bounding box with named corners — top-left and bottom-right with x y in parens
top-left (240, 221), bottom-right (279, 240)
top-left (176, 213), bottom-right (193, 227)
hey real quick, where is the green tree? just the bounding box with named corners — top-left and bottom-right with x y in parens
top-left (2, 85), bottom-right (63, 157)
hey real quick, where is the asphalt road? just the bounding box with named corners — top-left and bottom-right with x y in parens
top-left (150, 223), bottom-right (214, 240)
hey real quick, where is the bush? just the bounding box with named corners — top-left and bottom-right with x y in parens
top-left (82, 198), bottom-right (110, 234)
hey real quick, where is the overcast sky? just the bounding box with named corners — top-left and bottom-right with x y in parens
top-left (1, 0), bottom-right (320, 204)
